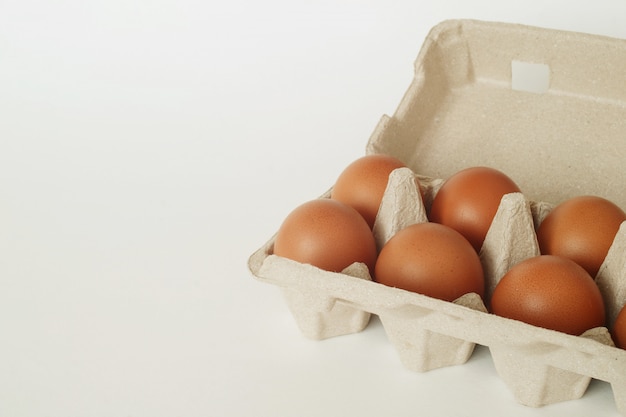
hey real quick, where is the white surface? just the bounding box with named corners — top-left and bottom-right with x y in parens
top-left (1, 1), bottom-right (625, 416)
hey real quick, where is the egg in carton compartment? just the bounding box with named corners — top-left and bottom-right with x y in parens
top-left (248, 19), bottom-right (626, 413)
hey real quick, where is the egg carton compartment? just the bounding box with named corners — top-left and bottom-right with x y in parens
top-left (249, 168), bottom-right (626, 411)
top-left (248, 19), bottom-right (626, 414)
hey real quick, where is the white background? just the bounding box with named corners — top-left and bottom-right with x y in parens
top-left (1, 1), bottom-right (625, 416)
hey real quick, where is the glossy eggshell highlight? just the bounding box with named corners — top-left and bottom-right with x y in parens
top-left (613, 305), bottom-right (626, 349)
top-left (490, 255), bottom-right (606, 336)
top-left (331, 154), bottom-right (411, 228)
top-left (273, 199), bottom-right (377, 275)
top-left (374, 222), bottom-right (485, 302)
top-left (429, 166), bottom-right (521, 252)
top-left (537, 195), bottom-right (626, 278)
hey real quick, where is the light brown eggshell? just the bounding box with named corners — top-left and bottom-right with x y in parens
top-left (331, 154), bottom-right (413, 228)
top-left (429, 166), bottom-right (522, 252)
top-left (273, 199), bottom-right (378, 275)
top-left (491, 255), bottom-right (606, 336)
top-left (537, 195), bottom-right (626, 278)
top-left (374, 222), bottom-right (485, 302)
top-left (613, 305), bottom-right (626, 349)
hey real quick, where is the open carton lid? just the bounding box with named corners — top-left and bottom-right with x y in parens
top-left (249, 19), bottom-right (626, 414)
top-left (368, 19), bottom-right (626, 209)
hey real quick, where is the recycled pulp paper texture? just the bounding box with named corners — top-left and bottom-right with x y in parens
top-left (248, 20), bottom-right (626, 414)
top-left (367, 20), bottom-right (626, 210)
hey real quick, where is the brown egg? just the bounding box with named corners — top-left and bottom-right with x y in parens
top-left (429, 166), bottom-right (521, 252)
top-left (613, 305), bottom-right (626, 349)
top-left (374, 222), bottom-right (484, 302)
top-left (537, 195), bottom-right (626, 278)
top-left (491, 255), bottom-right (606, 335)
top-left (331, 154), bottom-right (411, 228)
top-left (273, 199), bottom-right (377, 275)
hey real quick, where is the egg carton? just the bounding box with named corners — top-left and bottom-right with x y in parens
top-left (248, 20), bottom-right (626, 413)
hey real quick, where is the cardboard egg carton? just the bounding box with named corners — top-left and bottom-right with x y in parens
top-left (248, 20), bottom-right (626, 413)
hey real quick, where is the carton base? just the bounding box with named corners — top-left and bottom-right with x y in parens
top-left (283, 288), bottom-right (371, 340)
top-left (490, 346), bottom-right (591, 407)
top-left (380, 314), bottom-right (476, 372)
